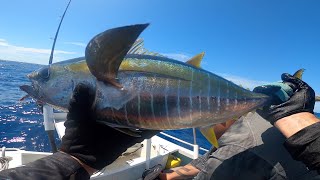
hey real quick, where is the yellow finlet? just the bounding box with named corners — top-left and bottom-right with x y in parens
top-left (185, 52), bottom-right (205, 68)
top-left (293, 69), bottom-right (305, 80)
top-left (199, 126), bottom-right (219, 148)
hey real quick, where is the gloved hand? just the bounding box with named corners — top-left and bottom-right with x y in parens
top-left (253, 73), bottom-right (315, 125)
top-left (60, 84), bottom-right (159, 170)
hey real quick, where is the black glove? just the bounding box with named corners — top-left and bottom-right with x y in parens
top-left (253, 73), bottom-right (315, 125)
top-left (60, 84), bottom-right (159, 170)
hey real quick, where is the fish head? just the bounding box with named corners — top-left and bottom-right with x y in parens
top-left (20, 23), bottom-right (150, 111)
top-left (20, 63), bottom-right (81, 110)
top-left (21, 66), bottom-right (51, 101)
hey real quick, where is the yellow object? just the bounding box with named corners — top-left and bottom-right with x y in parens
top-left (293, 69), bottom-right (305, 79)
top-left (199, 126), bottom-right (219, 148)
top-left (185, 52), bottom-right (205, 68)
top-left (165, 154), bottom-right (182, 169)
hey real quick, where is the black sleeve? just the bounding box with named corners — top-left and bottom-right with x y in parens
top-left (0, 152), bottom-right (90, 180)
top-left (284, 122), bottom-right (320, 173)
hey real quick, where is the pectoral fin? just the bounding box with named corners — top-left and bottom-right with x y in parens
top-left (199, 126), bottom-right (219, 148)
top-left (85, 24), bottom-right (149, 88)
top-left (113, 128), bottom-right (142, 137)
top-left (97, 121), bottom-right (142, 137)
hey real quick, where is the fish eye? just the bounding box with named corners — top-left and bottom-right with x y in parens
top-left (38, 67), bottom-right (50, 79)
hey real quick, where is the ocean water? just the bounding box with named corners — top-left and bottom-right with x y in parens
top-left (0, 60), bottom-right (56, 152)
top-left (0, 59), bottom-right (211, 153)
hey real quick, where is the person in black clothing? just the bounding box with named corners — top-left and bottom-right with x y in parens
top-left (0, 72), bottom-right (319, 180)
top-left (0, 84), bottom-right (159, 180)
top-left (253, 73), bottom-right (320, 173)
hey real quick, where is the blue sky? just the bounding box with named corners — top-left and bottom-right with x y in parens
top-left (1, 0), bottom-right (320, 111)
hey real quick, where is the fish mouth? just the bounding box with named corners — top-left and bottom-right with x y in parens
top-left (20, 85), bottom-right (39, 99)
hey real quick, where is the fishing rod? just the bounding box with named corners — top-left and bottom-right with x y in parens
top-left (49, 0), bottom-right (72, 66)
top-left (44, 0), bottom-right (72, 153)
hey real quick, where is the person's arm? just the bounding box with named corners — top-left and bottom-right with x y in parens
top-left (276, 112), bottom-right (320, 172)
top-left (159, 153), bottom-right (209, 180)
top-left (254, 73), bottom-right (320, 172)
top-left (159, 146), bottom-right (217, 180)
top-left (158, 164), bottom-right (200, 180)
top-left (275, 112), bottom-right (319, 138)
top-left (0, 152), bottom-right (90, 180)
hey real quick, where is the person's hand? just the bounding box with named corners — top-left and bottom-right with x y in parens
top-left (59, 84), bottom-right (159, 172)
top-left (253, 73), bottom-right (315, 125)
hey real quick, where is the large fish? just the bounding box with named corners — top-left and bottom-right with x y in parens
top-left (20, 24), bottom-right (271, 134)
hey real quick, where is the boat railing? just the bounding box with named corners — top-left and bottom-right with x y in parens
top-left (160, 132), bottom-right (208, 152)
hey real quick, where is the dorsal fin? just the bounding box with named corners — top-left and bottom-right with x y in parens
top-left (293, 69), bottom-right (305, 80)
top-left (127, 38), bottom-right (166, 57)
top-left (85, 24), bottom-right (149, 88)
top-left (185, 52), bottom-right (205, 68)
top-left (127, 38), bottom-right (144, 54)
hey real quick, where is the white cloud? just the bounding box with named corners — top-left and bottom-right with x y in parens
top-left (219, 73), bottom-right (269, 90)
top-left (0, 39), bottom-right (9, 46)
top-left (162, 53), bottom-right (191, 62)
top-left (0, 38), bottom-right (79, 64)
top-left (64, 41), bottom-right (86, 47)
